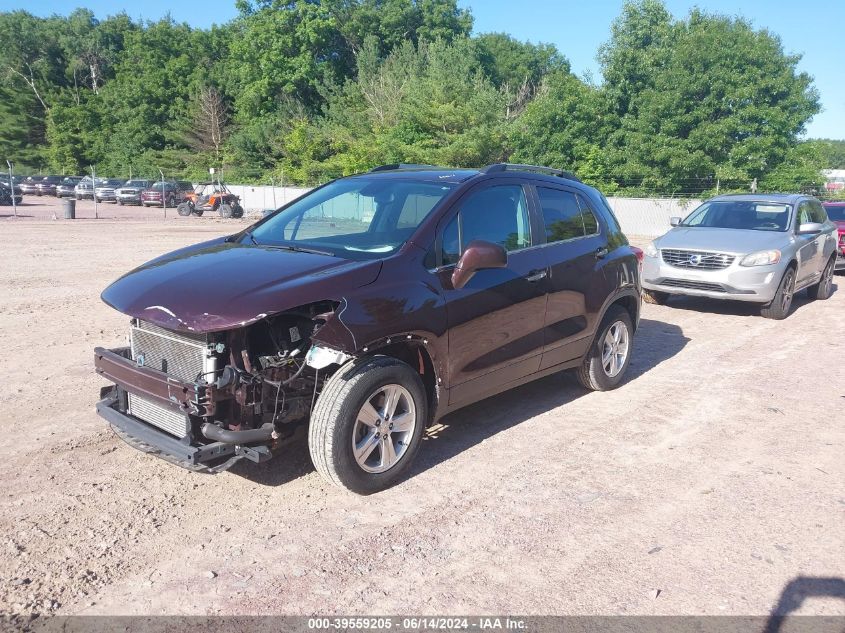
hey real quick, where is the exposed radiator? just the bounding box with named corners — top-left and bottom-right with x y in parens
top-left (127, 393), bottom-right (190, 438)
top-left (129, 320), bottom-right (209, 382)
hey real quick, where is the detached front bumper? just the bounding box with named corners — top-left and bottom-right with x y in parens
top-left (94, 347), bottom-right (272, 471)
top-left (642, 256), bottom-right (781, 303)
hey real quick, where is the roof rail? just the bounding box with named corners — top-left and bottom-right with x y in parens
top-left (481, 163), bottom-right (581, 182)
top-left (369, 163), bottom-right (440, 172)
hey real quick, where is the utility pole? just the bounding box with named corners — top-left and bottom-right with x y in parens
top-left (270, 176), bottom-right (277, 208)
top-left (6, 160), bottom-right (17, 218)
top-left (92, 165), bottom-right (98, 219)
top-left (159, 169), bottom-right (165, 218)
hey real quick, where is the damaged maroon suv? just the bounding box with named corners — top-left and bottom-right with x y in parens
top-left (94, 164), bottom-right (641, 493)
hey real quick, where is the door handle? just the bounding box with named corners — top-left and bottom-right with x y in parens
top-left (525, 269), bottom-right (548, 283)
top-left (595, 247), bottom-right (609, 259)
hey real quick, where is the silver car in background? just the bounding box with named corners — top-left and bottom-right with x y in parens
top-left (642, 194), bottom-right (838, 319)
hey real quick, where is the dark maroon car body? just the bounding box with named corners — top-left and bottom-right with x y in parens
top-left (822, 202), bottom-right (845, 271)
top-left (94, 164), bottom-right (641, 482)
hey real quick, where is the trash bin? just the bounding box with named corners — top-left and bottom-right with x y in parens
top-left (63, 198), bottom-right (76, 219)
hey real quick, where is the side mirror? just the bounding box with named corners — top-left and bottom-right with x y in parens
top-left (451, 240), bottom-right (507, 290)
top-left (797, 222), bottom-right (823, 235)
top-left (669, 216), bottom-right (681, 227)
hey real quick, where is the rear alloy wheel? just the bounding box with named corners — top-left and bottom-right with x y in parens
top-left (218, 203), bottom-right (234, 218)
top-left (807, 257), bottom-right (835, 301)
top-left (176, 202), bottom-right (192, 217)
top-left (642, 289), bottom-right (670, 305)
top-left (309, 356), bottom-right (427, 494)
top-left (576, 305), bottom-right (633, 391)
top-left (761, 266), bottom-right (796, 320)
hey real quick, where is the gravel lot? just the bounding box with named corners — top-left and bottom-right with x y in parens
top-left (1, 199), bottom-right (843, 617)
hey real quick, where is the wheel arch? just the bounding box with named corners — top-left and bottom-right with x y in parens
top-left (356, 338), bottom-right (439, 426)
top-left (599, 288), bottom-right (641, 333)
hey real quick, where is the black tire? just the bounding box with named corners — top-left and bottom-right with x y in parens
top-left (761, 265), bottom-right (796, 320)
top-left (576, 305), bottom-right (634, 392)
top-left (176, 202), bottom-right (192, 217)
top-left (192, 208), bottom-right (204, 217)
top-left (218, 203), bottom-right (233, 218)
top-left (642, 289), bottom-right (670, 305)
top-left (232, 204), bottom-right (244, 219)
top-left (117, 199), bottom-right (123, 206)
top-left (309, 356), bottom-right (427, 494)
top-left (166, 194), bottom-right (176, 208)
top-left (806, 256), bottom-right (835, 301)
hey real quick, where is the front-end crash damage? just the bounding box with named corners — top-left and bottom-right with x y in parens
top-left (95, 301), bottom-right (360, 472)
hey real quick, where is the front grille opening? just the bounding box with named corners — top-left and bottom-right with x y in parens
top-left (660, 278), bottom-right (727, 293)
top-left (661, 249), bottom-right (735, 270)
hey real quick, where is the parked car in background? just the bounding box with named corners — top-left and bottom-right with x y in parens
top-left (115, 180), bottom-right (151, 206)
top-left (56, 176), bottom-right (83, 198)
top-left (20, 176), bottom-right (44, 195)
top-left (36, 175), bottom-right (64, 196)
top-left (93, 163), bottom-right (641, 493)
top-left (141, 180), bottom-right (193, 207)
top-left (75, 177), bottom-right (99, 200)
top-left (0, 181), bottom-right (23, 205)
top-left (821, 201), bottom-right (845, 272)
top-left (94, 178), bottom-right (126, 203)
top-left (642, 194), bottom-right (838, 319)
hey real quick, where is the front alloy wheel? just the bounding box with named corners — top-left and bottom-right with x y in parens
top-left (761, 267), bottom-right (795, 320)
top-left (352, 384), bottom-right (416, 473)
top-left (309, 356), bottom-right (427, 494)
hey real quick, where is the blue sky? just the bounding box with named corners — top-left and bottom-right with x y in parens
top-left (9, 0), bottom-right (843, 139)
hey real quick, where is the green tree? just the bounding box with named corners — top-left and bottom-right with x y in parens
top-left (509, 71), bottom-right (616, 190)
top-left (599, 3), bottom-right (820, 193)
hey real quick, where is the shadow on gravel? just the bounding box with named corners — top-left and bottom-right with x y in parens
top-left (763, 576), bottom-right (845, 632)
top-left (230, 318), bottom-right (688, 487)
top-left (229, 432), bottom-right (315, 486)
top-left (662, 283), bottom-right (838, 318)
top-left (409, 317), bottom-right (687, 479)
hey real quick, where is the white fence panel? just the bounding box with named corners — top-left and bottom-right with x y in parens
top-left (606, 197), bottom-right (701, 238)
top-left (228, 185), bottom-right (312, 212)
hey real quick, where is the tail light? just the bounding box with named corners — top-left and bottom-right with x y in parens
top-left (631, 246), bottom-right (644, 264)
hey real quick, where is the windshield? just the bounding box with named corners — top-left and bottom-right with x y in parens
top-left (823, 205), bottom-right (845, 221)
top-left (681, 200), bottom-right (791, 231)
top-left (125, 180), bottom-right (147, 187)
top-left (250, 177), bottom-right (455, 259)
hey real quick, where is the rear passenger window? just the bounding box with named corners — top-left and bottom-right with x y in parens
top-left (577, 195), bottom-right (599, 235)
top-left (537, 187), bottom-right (602, 243)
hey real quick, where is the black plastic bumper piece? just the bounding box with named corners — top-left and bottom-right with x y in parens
top-left (96, 394), bottom-right (242, 473)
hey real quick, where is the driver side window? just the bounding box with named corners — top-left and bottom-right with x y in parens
top-left (439, 185), bottom-right (531, 266)
top-left (796, 202), bottom-right (813, 229)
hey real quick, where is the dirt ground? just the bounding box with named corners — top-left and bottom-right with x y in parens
top-left (0, 198), bottom-right (843, 618)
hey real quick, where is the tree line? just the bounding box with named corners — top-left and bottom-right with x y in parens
top-left (0, 0), bottom-right (836, 196)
